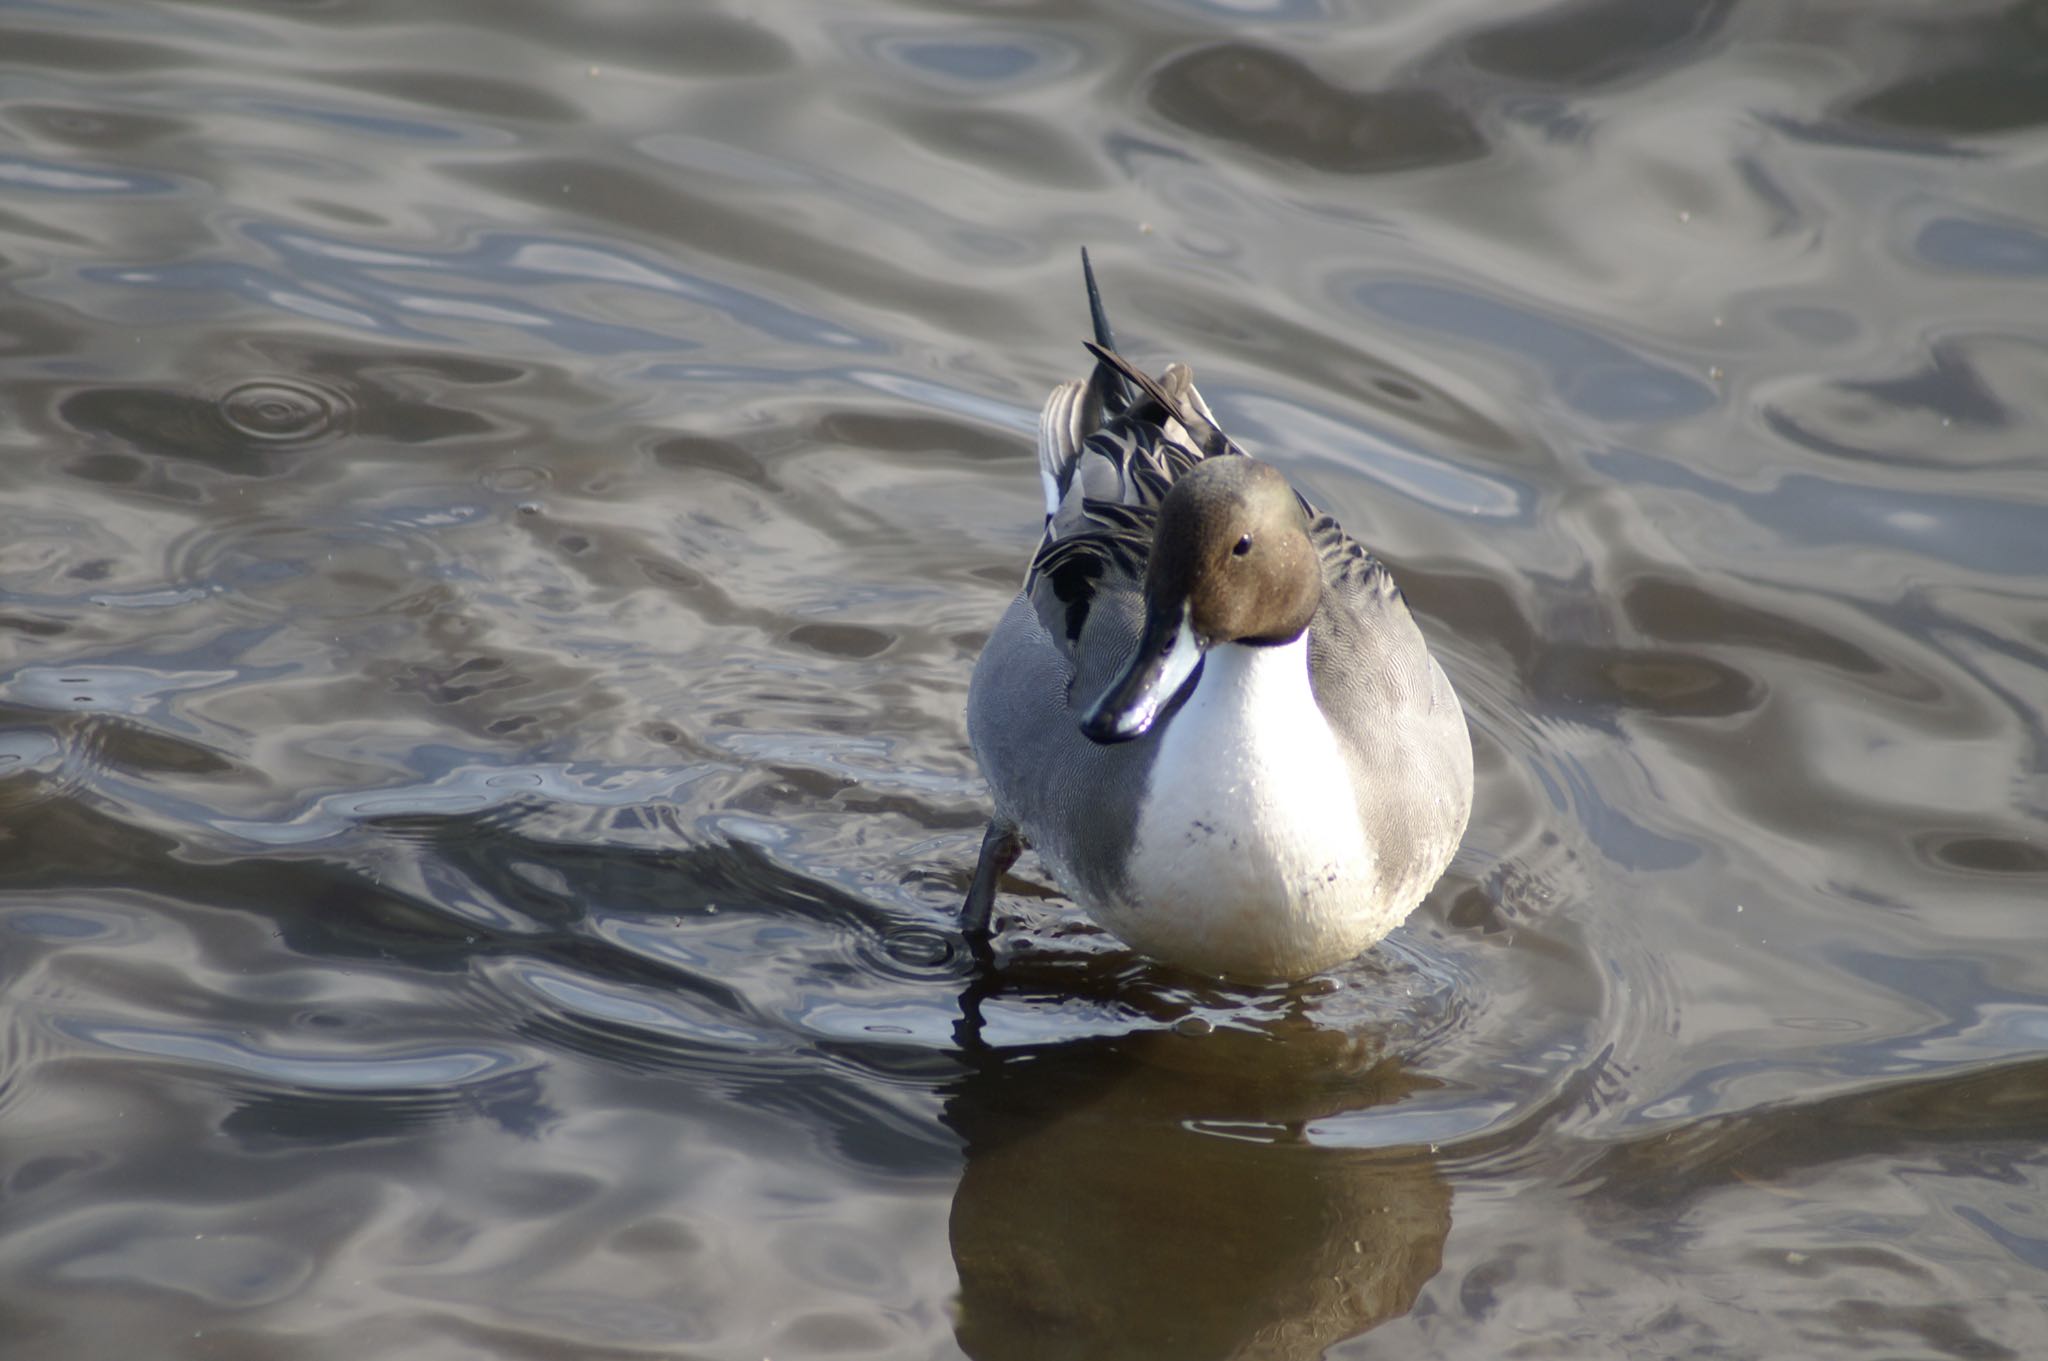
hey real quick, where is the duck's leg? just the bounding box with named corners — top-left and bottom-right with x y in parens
top-left (962, 821), bottom-right (1022, 968)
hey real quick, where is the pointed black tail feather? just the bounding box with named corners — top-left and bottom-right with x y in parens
top-left (1080, 247), bottom-right (1134, 415)
top-left (1081, 246), bottom-right (1118, 352)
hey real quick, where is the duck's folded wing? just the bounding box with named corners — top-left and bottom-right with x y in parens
top-left (1026, 504), bottom-right (1152, 665)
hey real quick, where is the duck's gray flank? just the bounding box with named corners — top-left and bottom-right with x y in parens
top-left (964, 251), bottom-right (1473, 982)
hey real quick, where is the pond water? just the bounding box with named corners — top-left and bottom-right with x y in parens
top-left (4, 1), bottom-right (2048, 1357)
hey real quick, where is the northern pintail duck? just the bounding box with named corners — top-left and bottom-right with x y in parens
top-left (963, 253), bottom-right (1473, 982)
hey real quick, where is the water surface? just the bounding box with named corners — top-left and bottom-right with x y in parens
top-left (4, 1), bottom-right (2048, 1357)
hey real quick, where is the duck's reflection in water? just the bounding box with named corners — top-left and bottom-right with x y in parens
top-left (945, 1006), bottom-right (1450, 1360)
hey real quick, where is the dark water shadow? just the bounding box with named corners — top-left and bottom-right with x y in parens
top-left (944, 1015), bottom-right (1450, 1360)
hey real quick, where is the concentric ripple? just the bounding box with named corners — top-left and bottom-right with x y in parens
top-left (215, 377), bottom-right (350, 449)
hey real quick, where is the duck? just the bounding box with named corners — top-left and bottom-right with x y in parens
top-left (962, 251), bottom-right (1473, 982)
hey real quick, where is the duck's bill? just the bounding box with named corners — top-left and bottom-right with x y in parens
top-left (1079, 605), bottom-right (1205, 744)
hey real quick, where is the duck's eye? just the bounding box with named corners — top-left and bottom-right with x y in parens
top-left (1232, 534), bottom-right (1254, 557)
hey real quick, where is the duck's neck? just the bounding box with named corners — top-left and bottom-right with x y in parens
top-left (1177, 635), bottom-right (1320, 747)
top-left (1147, 632), bottom-right (1355, 814)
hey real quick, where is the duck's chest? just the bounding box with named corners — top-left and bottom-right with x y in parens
top-left (1101, 639), bottom-right (1381, 974)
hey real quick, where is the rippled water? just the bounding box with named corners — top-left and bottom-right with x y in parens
top-left (5, 1), bottom-right (2048, 1357)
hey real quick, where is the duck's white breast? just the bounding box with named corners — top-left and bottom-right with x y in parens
top-left (1102, 633), bottom-right (1387, 980)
